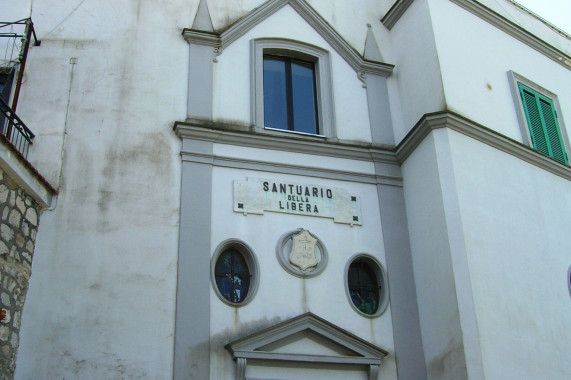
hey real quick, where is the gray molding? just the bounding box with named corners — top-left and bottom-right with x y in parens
top-left (225, 312), bottom-right (388, 380)
top-left (182, 0), bottom-right (394, 76)
top-left (173, 142), bottom-right (214, 380)
top-left (396, 111), bottom-right (571, 180)
top-left (449, 0), bottom-right (571, 71)
top-left (381, 0), bottom-right (415, 31)
top-left (174, 121), bottom-right (402, 186)
top-left (175, 120), bottom-right (396, 163)
top-left (344, 253), bottom-right (389, 318)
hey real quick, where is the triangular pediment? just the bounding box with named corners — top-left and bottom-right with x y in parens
top-left (183, 0), bottom-right (394, 77)
top-left (225, 313), bottom-right (388, 366)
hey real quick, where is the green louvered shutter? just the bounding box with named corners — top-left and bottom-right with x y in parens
top-left (518, 83), bottom-right (568, 165)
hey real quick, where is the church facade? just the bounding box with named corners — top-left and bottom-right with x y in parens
top-left (1, 0), bottom-right (570, 379)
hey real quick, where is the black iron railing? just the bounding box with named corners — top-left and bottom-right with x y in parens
top-left (0, 97), bottom-right (34, 158)
top-left (1, 19), bottom-right (41, 112)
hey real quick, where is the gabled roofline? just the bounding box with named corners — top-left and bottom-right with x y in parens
top-left (182, 0), bottom-right (394, 77)
top-left (225, 312), bottom-right (388, 362)
top-left (224, 313), bottom-right (388, 379)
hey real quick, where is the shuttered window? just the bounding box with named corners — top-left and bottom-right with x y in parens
top-left (518, 83), bottom-right (568, 164)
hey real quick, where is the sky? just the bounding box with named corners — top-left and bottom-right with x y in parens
top-left (514, 0), bottom-right (571, 34)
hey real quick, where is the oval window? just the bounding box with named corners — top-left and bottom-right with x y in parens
top-left (215, 248), bottom-right (251, 303)
top-left (211, 240), bottom-right (259, 306)
top-left (345, 254), bottom-right (389, 317)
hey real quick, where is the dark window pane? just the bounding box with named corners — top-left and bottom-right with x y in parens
top-left (263, 58), bottom-right (288, 131)
top-left (263, 55), bottom-right (318, 134)
top-left (348, 261), bottom-right (379, 315)
top-left (215, 249), bottom-right (250, 303)
top-left (291, 61), bottom-right (318, 134)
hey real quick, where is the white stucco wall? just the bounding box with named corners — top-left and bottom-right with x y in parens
top-left (447, 130), bottom-right (571, 379)
top-left (403, 127), bottom-right (571, 379)
top-left (428, 0), bottom-right (571, 147)
top-left (401, 131), bottom-right (475, 380)
top-left (381, 0), bottom-right (446, 142)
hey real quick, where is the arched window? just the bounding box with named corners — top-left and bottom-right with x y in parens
top-left (211, 240), bottom-right (259, 306)
top-left (251, 38), bottom-right (335, 137)
top-left (345, 254), bottom-right (389, 317)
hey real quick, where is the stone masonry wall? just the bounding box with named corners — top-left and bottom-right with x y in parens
top-left (0, 167), bottom-right (40, 379)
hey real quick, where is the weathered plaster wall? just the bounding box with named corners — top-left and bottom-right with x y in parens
top-left (15, 0), bottom-right (186, 378)
top-left (0, 167), bottom-right (40, 379)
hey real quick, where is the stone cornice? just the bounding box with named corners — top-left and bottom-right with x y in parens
top-left (183, 0), bottom-right (394, 77)
top-left (450, 0), bottom-right (571, 71)
top-left (174, 119), bottom-right (397, 164)
top-left (181, 29), bottom-right (220, 47)
top-left (381, 0), bottom-right (415, 31)
top-left (396, 111), bottom-right (571, 181)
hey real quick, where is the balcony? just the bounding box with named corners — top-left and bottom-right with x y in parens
top-left (0, 18), bottom-right (40, 159)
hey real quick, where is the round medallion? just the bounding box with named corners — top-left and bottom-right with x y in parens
top-left (276, 229), bottom-right (328, 278)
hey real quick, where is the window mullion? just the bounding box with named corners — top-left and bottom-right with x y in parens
top-left (284, 59), bottom-right (294, 131)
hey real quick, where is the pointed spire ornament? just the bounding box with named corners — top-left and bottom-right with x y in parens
top-left (192, 0), bottom-right (214, 32)
top-left (363, 24), bottom-right (383, 62)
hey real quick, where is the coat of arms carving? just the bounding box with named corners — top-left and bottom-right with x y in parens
top-left (289, 229), bottom-right (319, 271)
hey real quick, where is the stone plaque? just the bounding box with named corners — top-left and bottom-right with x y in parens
top-left (234, 178), bottom-right (362, 226)
top-left (289, 229), bottom-right (318, 271)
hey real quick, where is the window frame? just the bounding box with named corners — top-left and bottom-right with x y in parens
top-left (251, 38), bottom-right (335, 138)
top-left (344, 254), bottom-right (389, 318)
top-left (210, 239), bottom-right (259, 307)
top-left (508, 71), bottom-right (570, 165)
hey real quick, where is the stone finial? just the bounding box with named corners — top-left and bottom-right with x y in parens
top-left (192, 0), bottom-right (214, 32)
top-left (364, 24), bottom-right (383, 62)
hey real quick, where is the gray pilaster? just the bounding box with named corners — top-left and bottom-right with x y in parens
top-left (173, 139), bottom-right (213, 380)
top-left (187, 43), bottom-right (214, 119)
top-left (376, 170), bottom-right (427, 380)
top-left (366, 74), bottom-right (394, 145)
